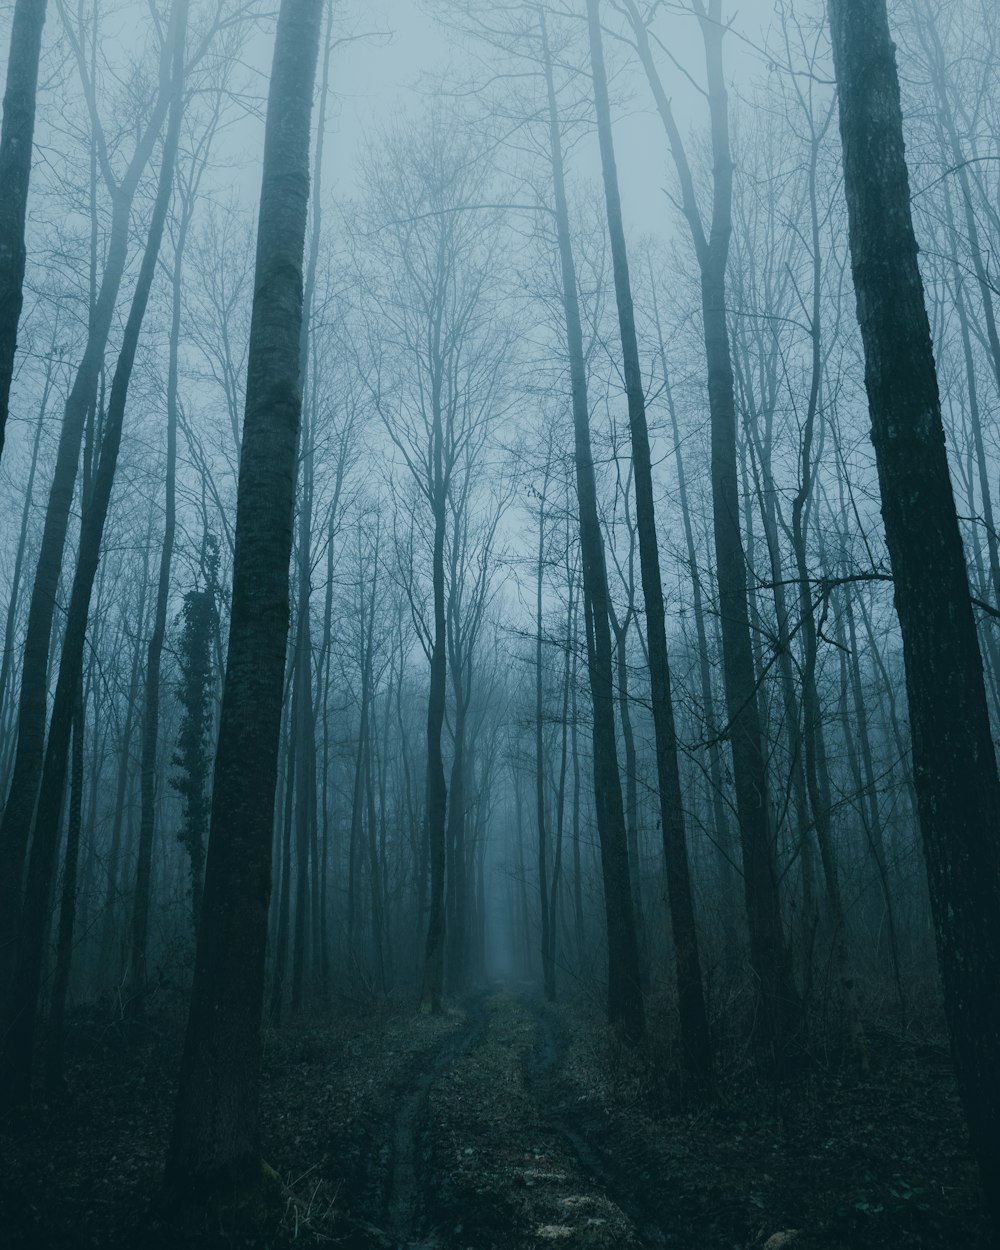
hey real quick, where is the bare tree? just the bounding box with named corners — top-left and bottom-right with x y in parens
top-left (164, 0), bottom-right (323, 1214)
top-left (828, 0), bottom-right (1000, 1225)
top-left (0, 0), bottom-right (49, 457)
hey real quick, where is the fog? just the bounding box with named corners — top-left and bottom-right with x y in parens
top-left (1, 0), bottom-right (998, 1245)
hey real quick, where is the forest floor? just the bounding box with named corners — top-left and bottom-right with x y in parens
top-left (0, 984), bottom-right (990, 1249)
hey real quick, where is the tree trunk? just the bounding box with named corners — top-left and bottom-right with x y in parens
top-left (423, 425), bottom-right (448, 1012)
top-left (0, 2), bottom-right (186, 1103)
top-left (540, 8), bottom-right (643, 1040)
top-left (0, 0), bottom-right (49, 457)
top-left (588, 0), bottom-right (711, 1084)
top-left (129, 182), bottom-right (188, 1018)
top-left (828, 0), bottom-right (1000, 1223)
top-left (787, 124), bottom-right (863, 1062)
top-left (0, 20), bottom-right (173, 985)
top-left (623, 0), bottom-right (799, 1065)
top-left (163, 0), bottom-right (321, 1206)
top-left (446, 700), bottom-right (467, 994)
top-left (535, 464), bottom-right (555, 1001)
top-left (650, 283), bottom-right (738, 968)
top-left (0, 358), bottom-right (51, 765)
top-left (44, 688), bottom-right (84, 1094)
top-left (97, 591), bottom-right (147, 988)
top-left (269, 707), bottom-right (295, 1024)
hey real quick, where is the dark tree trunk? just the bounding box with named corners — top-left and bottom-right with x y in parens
top-left (0, 0), bottom-right (49, 457)
top-left (0, 28), bottom-right (173, 988)
top-left (540, 9), bottom-right (643, 1041)
top-left (289, 2), bottom-right (331, 1010)
top-left (0, 2), bottom-right (186, 1103)
top-left (548, 561), bottom-right (574, 994)
top-left (97, 584), bottom-right (147, 985)
top-left (622, 0), bottom-right (799, 1065)
top-left (365, 713), bottom-right (386, 993)
top-left (130, 188), bottom-right (188, 1018)
top-left (650, 285), bottom-right (738, 967)
top-left (163, 0), bottom-right (321, 1207)
top-left (269, 708), bottom-right (295, 1024)
top-left (445, 701), bottom-right (467, 994)
top-left (828, 0), bottom-right (1000, 1224)
top-left (587, 0), bottom-right (711, 1088)
top-left (290, 490), bottom-right (317, 1013)
top-left (44, 689), bottom-right (84, 1094)
top-left (423, 467), bottom-right (448, 1012)
top-left (0, 360), bottom-right (50, 760)
top-left (569, 606), bottom-right (585, 968)
top-left (291, 607), bottom-right (314, 1014)
top-left (535, 464), bottom-right (555, 1001)
top-left (787, 125), bottom-right (863, 1061)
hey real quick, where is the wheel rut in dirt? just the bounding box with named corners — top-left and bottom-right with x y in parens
top-left (523, 994), bottom-right (670, 1248)
top-left (417, 988), bottom-right (646, 1248)
top-left (381, 994), bottom-right (490, 1248)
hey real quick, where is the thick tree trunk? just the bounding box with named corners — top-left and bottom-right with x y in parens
top-left (828, 0), bottom-right (1000, 1224)
top-left (163, 0), bottom-right (321, 1206)
top-left (0, 0), bottom-right (49, 457)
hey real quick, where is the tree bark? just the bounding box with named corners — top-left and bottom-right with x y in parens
top-left (0, 16), bottom-right (174, 987)
top-left (540, 7), bottom-right (644, 1040)
top-left (0, 0), bottom-right (49, 457)
top-left (163, 0), bottom-right (321, 1205)
top-left (623, 0), bottom-right (799, 1065)
top-left (0, 0), bottom-right (187, 1103)
top-left (423, 444), bottom-right (448, 1012)
top-left (535, 462), bottom-right (555, 1001)
top-left (44, 688), bottom-right (84, 1093)
top-left (828, 0), bottom-right (1000, 1222)
top-left (130, 179), bottom-right (189, 1017)
top-left (650, 284), bottom-right (738, 967)
top-left (588, 0), bottom-right (711, 1086)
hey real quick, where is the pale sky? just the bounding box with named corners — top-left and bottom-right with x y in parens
top-left (327, 0), bottom-right (773, 237)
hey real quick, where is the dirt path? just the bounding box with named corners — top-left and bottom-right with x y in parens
top-left (1, 990), bottom-right (804, 1249)
top-left (525, 998), bottom-right (670, 1247)
top-left (408, 989), bottom-right (645, 1249)
top-left (381, 995), bottom-right (490, 1248)
top-left (354, 989), bottom-right (989, 1250)
top-left (1, 987), bottom-right (988, 1248)
top-left (324, 986), bottom-right (645, 1247)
